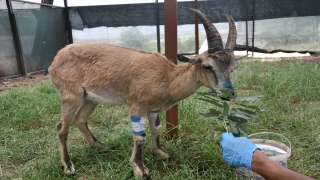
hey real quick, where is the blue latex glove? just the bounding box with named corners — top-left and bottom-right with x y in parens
top-left (220, 133), bottom-right (260, 170)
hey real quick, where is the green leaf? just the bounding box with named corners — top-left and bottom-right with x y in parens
top-left (230, 124), bottom-right (240, 136)
top-left (238, 94), bottom-right (264, 101)
top-left (236, 103), bottom-right (264, 111)
top-left (197, 92), bottom-right (224, 102)
top-left (206, 95), bottom-right (224, 102)
top-left (232, 108), bottom-right (258, 119)
top-left (227, 115), bottom-right (248, 123)
top-left (218, 89), bottom-right (234, 99)
top-left (199, 113), bottom-right (220, 117)
top-left (239, 108), bottom-right (258, 118)
top-left (236, 122), bottom-right (248, 137)
top-left (199, 108), bottom-right (222, 118)
top-left (214, 126), bottom-right (227, 132)
top-left (196, 98), bottom-right (223, 108)
top-left (229, 113), bottom-right (251, 120)
top-left (223, 102), bottom-right (229, 115)
top-left (197, 92), bottom-right (220, 98)
top-left (197, 92), bottom-right (209, 96)
top-left (209, 108), bottom-right (222, 114)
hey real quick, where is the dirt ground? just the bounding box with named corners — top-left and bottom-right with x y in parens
top-left (0, 72), bottom-right (50, 92)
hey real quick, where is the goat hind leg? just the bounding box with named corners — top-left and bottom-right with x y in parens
top-left (57, 100), bottom-right (82, 176)
top-left (73, 99), bottom-right (106, 151)
top-left (147, 112), bottom-right (169, 160)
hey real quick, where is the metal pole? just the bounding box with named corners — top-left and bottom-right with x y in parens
top-left (6, 0), bottom-right (26, 76)
top-left (164, 0), bottom-right (178, 139)
top-left (245, 0), bottom-right (249, 55)
top-left (194, 0), bottom-right (199, 54)
top-left (252, 0), bottom-right (255, 57)
top-left (64, 0), bottom-right (73, 44)
top-left (155, 0), bottom-right (161, 53)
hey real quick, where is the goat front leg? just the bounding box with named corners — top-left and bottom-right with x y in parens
top-left (130, 116), bottom-right (151, 179)
top-left (147, 112), bottom-right (169, 160)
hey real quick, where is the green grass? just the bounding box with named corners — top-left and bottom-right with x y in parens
top-left (0, 59), bottom-right (319, 179)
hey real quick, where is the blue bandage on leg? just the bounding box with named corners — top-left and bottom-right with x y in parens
top-left (130, 116), bottom-right (145, 135)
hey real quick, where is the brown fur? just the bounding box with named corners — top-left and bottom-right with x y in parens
top-left (49, 43), bottom-right (238, 178)
top-left (50, 44), bottom-right (212, 116)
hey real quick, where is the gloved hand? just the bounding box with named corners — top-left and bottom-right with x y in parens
top-left (220, 133), bottom-right (260, 170)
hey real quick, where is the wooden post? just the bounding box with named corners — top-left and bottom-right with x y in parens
top-left (164, 0), bottom-right (178, 139)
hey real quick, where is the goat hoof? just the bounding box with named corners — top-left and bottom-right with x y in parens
top-left (92, 141), bottom-right (107, 153)
top-left (143, 174), bottom-right (152, 180)
top-left (153, 149), bottom-right (169, 160)
top-left (63, 162), bottom-right (76, 176)
top-left (134, 166), bottom-right (151, 180)
top-left (157, 152), bottom-right (169, 160)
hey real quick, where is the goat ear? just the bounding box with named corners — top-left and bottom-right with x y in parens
top-left (176, 54), bottom-right (201, 65)
top-left (235, 55), bottom-right (248, 61)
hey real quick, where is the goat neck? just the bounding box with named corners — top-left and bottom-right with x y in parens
top-left (167, 63), bottom-right (202, 103)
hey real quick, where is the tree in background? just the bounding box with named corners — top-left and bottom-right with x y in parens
top-left (178, 36), bottom-right (195, 53)
top-left (119, 27), bottom-right (150, 51)
top-left (119, 27), bottom-right (197, 53)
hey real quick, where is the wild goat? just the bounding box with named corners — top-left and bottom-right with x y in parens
top-left (49, 8), bottom-right (239, 179)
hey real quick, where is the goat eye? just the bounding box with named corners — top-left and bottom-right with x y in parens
top-left (202, 65), bottom-right (212, 71)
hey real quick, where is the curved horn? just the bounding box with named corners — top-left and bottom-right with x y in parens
top-left (189, 8), bottom-right (223, 53)
top-left (222, 14), bottom-right (237, 51)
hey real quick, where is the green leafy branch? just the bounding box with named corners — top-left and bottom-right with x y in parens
top-left (197, 90), bottom-right (263, 137)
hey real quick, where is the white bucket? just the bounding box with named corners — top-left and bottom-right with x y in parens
top-left (236, 132), bottom-right (291, 180)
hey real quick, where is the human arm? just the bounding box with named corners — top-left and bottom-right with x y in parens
top-left (220, 133), bottom-right (313, 180)
top-left (252, 150), bottom-right (313, 180)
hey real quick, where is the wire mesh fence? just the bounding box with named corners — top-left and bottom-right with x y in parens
top-left (0, 0), bottom-right (19, 78)
top-left (254, 16), bottom-right (320, 52)
top-left (72, 26), bottom-right (162, 53)
top-left (11, 1), bottom-right (67, 74)
top-left (0, 0), bottom-right (319, 79)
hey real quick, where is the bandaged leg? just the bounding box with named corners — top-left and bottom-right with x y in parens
top-left (130, 116), bottom-right (145, 135)
top-left (130, 116), bottom-right (150, 179)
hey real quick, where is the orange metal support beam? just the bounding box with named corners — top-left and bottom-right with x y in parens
top-left (41, 0), bottom-right (53, 4)
top-left (164, 0), bottom-right (178, 139)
